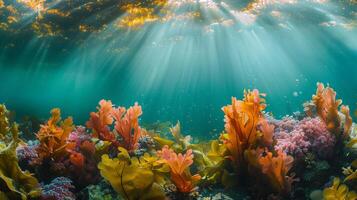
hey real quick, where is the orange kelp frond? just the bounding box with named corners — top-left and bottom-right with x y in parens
top-left (35, 108), bottom-right (74, 162)
top-left (221, 89), bottom-right (266, 169)
top-left (258, 118), bottom-right (274, 146)
top-left (98, 100), bottom-right (114, 125)
top-left (258, 150), bottom-right (294, 193)
top-left (158, 145), bottom-right (201, 193)
top-left (86, 99), bottom-right (115, 141)
top-left (340, 105), bottom-right (352, 138)
top-left (112, 102), bottom-right (142, 151)
top-left (157, 145), bottom-right (193, 174)
top-left (312, 83), bottom-right (341, 123)
top-left (311, 83), bottom-right (353, 137)
top-left (243, 89), bottom-right (267, 111)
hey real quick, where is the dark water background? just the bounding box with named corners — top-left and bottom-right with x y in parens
top-left (0, 0), bottom-right (356, 138)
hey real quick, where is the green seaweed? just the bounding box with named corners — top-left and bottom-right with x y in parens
top-left (0, 104), bottom-right (41, 200)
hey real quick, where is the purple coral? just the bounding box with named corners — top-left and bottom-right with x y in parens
top-left (68, 126), bottom-right (91, 146)
top-left (16, 144), bottom-right (38, 164)
top-left (275, 129), bottom-right (310, 158)
top-left (41, 177), bottom-right (76, 200)
top-left (274, 117), bottom-right (335, 159)
top-left (299, 117), bottom-right (335, 157)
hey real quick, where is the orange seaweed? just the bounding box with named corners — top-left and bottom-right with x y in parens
top-left (158, 145), bottom-right (201, 193)
top-left (258, 150), bottom-right (294, 193)
top-left (309, 83), bottom-right (352, 139)
top-left (69, 151), bottom-right (85, 168)
top-left (86, 100), bottom-right (116, 143)
top-left (221, 89), bottom-right (266, 171)
top-left (112, 102), bottom-right (142, 151)
top-left (34, 108), bottom-right (73, 163)
top-left (312, 83), bottom-right (342, 134)
top-left (87, 100), bottom-right (143, 151)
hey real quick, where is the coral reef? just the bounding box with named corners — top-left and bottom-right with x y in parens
top-left (0, 82), bottom-right (356, 199)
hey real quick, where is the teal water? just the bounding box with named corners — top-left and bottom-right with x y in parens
top-left (0, 0), bottom-right (356, 136)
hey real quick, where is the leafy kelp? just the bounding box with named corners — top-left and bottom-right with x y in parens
top-left (0, 105), bottom-right (41, 200)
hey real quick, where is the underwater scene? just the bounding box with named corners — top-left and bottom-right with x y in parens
top-left (0, 0), bottom-right (357, 199)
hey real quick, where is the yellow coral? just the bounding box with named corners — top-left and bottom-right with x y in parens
top-left (323, 177), bottom-right (357, 200)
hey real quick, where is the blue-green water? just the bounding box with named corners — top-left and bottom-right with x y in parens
top-left (0, 0), bottom-right (356, 136)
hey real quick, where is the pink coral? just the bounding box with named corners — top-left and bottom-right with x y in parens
top-left (275, 129), bottom-right (310, 159)
top-left (299, 117), bottom-right (335, 157)
top-left (274, 117), bottom-right (335, 159)
top-left (40, 177), bottom-right (76, 200)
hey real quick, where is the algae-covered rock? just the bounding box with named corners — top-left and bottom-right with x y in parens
top-left (0, 104), bottom-right (41, 200)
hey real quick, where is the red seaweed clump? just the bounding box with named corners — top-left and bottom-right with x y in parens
top-left (86, 100), bottom-right (143, 152)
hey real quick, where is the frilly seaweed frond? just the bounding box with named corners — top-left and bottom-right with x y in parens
top-left (86, 100), bottom-right (116, 144)
top-left (34, 108), bottom-right (74, 163)
top-left (87, 100), bottom-right (143, 151)
top-left (307, 83), bottom-right (352, 139)
top-left (258, 150), bottom-right (294, 193)
top-left (112, 102), bottom-right (142, 151)
top-left (0, 104), bottom-right (41, 200)
top-left (323, 177), bottom-right (357, 200)
top-left (221, 89), bottom-right (267, 172)
top-left (158, 145), bottom-right (201, 193)
top-left (98, 147), bottom-right (167, 200)
top-left (191, 140), bottom-right (230, 186)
